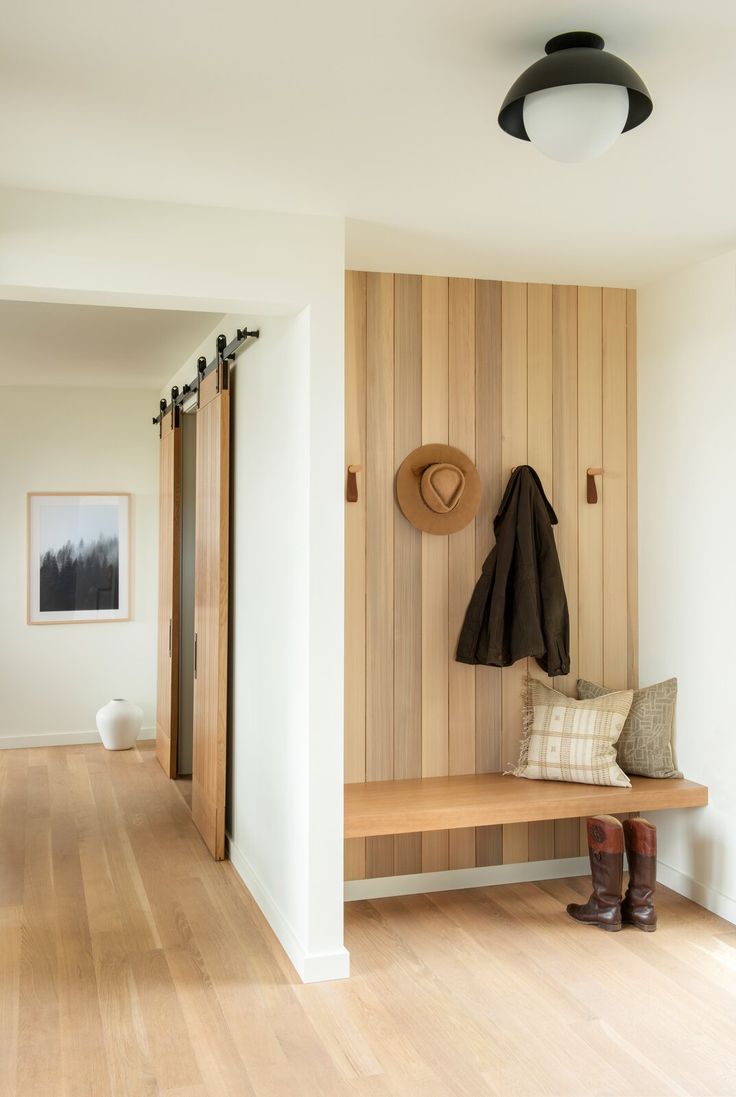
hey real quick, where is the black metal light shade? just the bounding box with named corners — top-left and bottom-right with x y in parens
top-left (499, 31), bottom-right (653, 145)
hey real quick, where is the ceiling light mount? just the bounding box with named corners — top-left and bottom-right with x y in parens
top-left (544, 31), bottom-right (605, 54)
top-left (498, 31), bottom-right (653, 161)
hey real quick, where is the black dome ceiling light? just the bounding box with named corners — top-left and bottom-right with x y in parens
top-left (498, 31), bottom-right (653, 162)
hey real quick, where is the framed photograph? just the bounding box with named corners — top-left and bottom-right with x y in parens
top-left (27, 493), bottom-right (131, 624)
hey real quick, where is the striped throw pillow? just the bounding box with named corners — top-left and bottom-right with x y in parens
top-left (508, 678), bottom-right (633, 787)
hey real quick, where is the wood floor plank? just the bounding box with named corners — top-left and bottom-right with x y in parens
top-left (0, 750), bottom-right (27, 908)
top-left (0, 905), bottom-right (21, 1097)
top-left (165, 945), bottom-right (257, 1096)
top-left (91, 932), bottom-right (158, 1097)
top-left (129, 948), bottom-right (202, 1093)
top-left (52, 810), bottom-right (113, 1097)
top-left (292, 982), bottom-right (384, 1086)
top-left (2, 742), bottom-right (732, 1097)
top-left (16, 817), bottom-right (61, 1097)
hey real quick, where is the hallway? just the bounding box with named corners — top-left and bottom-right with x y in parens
top-left (2, 742), bottom-right (735, 1097)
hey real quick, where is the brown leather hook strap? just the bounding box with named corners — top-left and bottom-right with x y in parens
top-left (347, 464), bottom-right (362, 503)
top-left (587, 467), bottom-right (603, 504)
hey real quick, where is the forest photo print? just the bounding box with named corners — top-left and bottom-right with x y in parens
top-left (28, 494), bottom-right (130, 623)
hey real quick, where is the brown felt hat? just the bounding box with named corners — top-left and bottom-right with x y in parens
top-left (396, 444), bottom-right (481, 535)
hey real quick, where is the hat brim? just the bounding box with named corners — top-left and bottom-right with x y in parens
top-left (396, 444), bottom-right (481, 535)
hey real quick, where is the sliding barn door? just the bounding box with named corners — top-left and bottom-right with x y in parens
top-left (192, 364), bottom-right (230, 859)
top-left (155, 408), bottom-right (182, 777)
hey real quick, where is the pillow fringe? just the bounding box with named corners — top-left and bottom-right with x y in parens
top-left (503, 675), bottom-right (534, 777)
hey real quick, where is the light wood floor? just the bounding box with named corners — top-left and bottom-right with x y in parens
top-left (2, 743), bottom-right (735, 1097)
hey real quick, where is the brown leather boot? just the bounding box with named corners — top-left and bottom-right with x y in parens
top-left (622, 818), bottom-right (657, 931)
top-left (567, 815), bottom-right (623, 931)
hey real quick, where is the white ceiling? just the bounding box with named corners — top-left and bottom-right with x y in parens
top-left (1, 0), bottom-right (736, 285)
top-left (0, 301), bottom-right (223, 388)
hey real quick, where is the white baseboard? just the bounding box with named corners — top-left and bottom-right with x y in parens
top-left (0, 727), bottom-right (156, 750)
top-left (657, 860), bottom-right (736, 927)
top-left (345, 855), bottom-right (590, 901)
top-left (345, 855), bottom-right (736, 931)
top-left (226, 833), bottom-right (350, 984)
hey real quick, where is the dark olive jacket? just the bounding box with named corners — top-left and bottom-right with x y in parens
top-left (456, 465), bottom-right (569, 676)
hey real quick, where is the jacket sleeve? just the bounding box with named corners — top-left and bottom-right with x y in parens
top-left (455, 552), bottom-right (496, 664)
top-left (534, 504), bottom-right (570, 677)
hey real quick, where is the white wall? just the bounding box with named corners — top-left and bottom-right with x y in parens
top-left (0, 386), bottom-right (159, 745)
top-left (164, 309), bottom-right (334, 977)
top-left (228, 314), bottom-right (312, 963)
top-left (0, 187), bottom-right (347, 982)
top-left (638, 249), bottom-right (736, 923)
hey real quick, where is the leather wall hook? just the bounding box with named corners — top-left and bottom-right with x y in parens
top-left (587, 467), bottom-right (603, 504)
top-left (347, 464), bottom-right (362, 503)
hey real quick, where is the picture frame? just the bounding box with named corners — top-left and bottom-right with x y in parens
top-left (27, 493), bottom-right (131, 625)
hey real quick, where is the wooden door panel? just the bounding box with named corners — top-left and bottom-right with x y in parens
top-left (192, 369), bottom-right (230, 859)
top-left (155, 410), bottom-right (182, 777)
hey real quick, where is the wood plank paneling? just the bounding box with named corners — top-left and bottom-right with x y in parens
top-left (626, 290), bottom-right (639, 690)
top-left (421, 276), bottom-right (450, 873)
top-left (576, 286), bottom-right (604, 858)
top-left (602, 289), bottom-right (629, 692)
top-left (500, 282), bottom-right (529, 866)
top-left (393, 274), bottom-right (423, 876)
top-left (365, 272), bottom-right (395, 878)
top-left (551, 285), bottom-right (582, 859)
top-left (578, 287), bottom-right (604, 688)
top-left (574, 287), bottom-right (605, 860)
top-left (474, 281), bottom-right (504, 868)
top-left (448, 279), bottom-right (476, 869)
top-left (344, 271), bottom-right (367, 881)
top-left (344, 272), bottom-right (636, 881)
top-left (526, 284), bottom-right (555, 863)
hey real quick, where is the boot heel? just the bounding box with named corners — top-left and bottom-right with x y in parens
top-left (628, 920), bottom-right (657, 932)
top-left (622, 818), bottom-right (658, 933)
top-left (567, 816), bottom-right (625, 929)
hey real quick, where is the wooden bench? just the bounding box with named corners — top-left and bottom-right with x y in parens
top-left (345, 773), bottom-right (708, 839)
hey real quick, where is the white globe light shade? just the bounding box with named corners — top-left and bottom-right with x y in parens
top-left (522, 82), bottom-right (630, 162)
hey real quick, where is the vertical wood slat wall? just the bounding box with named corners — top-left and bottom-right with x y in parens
top-left (345, 272), bottom-right (638, 880)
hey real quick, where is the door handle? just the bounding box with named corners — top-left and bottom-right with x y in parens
top-left (168, 618), bottom-right (172, 657)
top-left (194, 633), bottom-right (198, 679)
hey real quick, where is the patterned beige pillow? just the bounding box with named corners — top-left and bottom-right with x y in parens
top-left (577, 678), bottom-right (682, 779)
top-left (507, 678), bottom-right (633, 787)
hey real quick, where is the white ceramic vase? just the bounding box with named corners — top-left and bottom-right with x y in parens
top-left (96, 698), bottom-right (143, 750)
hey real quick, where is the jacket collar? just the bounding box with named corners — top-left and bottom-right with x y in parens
top-left (494, 465), bottom-right (558, 531)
